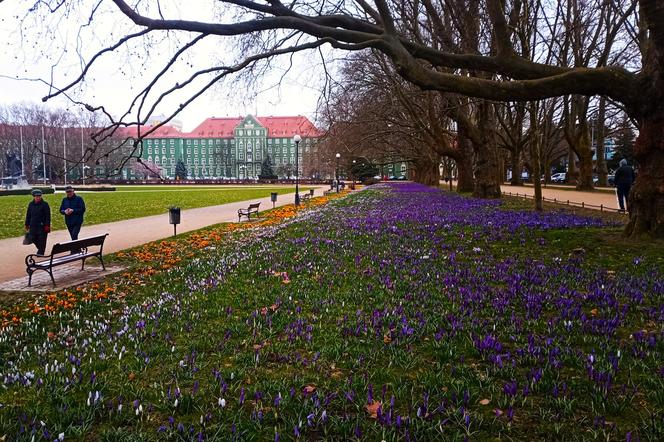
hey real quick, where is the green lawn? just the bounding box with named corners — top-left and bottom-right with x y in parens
top-left (0, 186), bottom-right (303, 239)
top-left (0, 184), bottom-right (661, 440)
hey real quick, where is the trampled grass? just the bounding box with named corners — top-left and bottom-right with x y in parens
top-left (0, 184), bottom-right (662, 441)
top-left (0, 185), bottom-right (303, 239)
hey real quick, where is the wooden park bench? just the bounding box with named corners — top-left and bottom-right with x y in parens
top-left (238, 202), bottom-right (260, 221)
top-left (25, 234), bottom-right (109, 287)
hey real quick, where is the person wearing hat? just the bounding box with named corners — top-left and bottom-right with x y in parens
top-left (614, 159), bottom-right (636, 213)
top-left (24, 189), bottom-right (51, 255)
top-left (59, 185), bottom-right (86, 241)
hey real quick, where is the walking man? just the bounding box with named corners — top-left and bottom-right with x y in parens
top-left (24, 189), bottom-right (51, 256)
top-left (614, 159), bottom-right (636, 213)
top-left (59, 185), bottom-right (86, 240)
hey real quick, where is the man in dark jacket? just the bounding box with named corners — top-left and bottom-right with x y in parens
top-left (614, 159), bottom-right (636, 212)
top-left (25, 189), bottom-right (51, 255)
top-left (59, 185), bottom-right (86, 240)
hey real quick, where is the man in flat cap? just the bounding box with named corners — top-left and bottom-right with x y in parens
top-left (24, 189), bottom-right (51, 255)
top-left (59, 185), bottom-right (86, 241)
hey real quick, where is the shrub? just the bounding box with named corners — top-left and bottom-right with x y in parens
top-left (0, 187), bottom-right (55, 197)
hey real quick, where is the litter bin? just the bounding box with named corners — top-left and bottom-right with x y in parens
top-left (309, 188), bottom-right (314, 197)
top-left (270, 192), bottom-right (278, 208)
top-left (169, 207), bottom-right (181, 236)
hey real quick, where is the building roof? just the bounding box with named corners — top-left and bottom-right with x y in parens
top-left (117, 115), bottom-right (323, 140)
top-left (188, 115), bottom-right (323, 138)
top-left (188, 117), bottom-right (244, 138)
top-left (116, 124), bottom-right (184, 139)
top-left (256, 116), bottom-right (324, 138)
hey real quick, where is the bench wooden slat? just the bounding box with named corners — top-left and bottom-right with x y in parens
top-left (238, 202), bottom-right (261, 221)
top-left (25, 234), bottom-right (108, 287)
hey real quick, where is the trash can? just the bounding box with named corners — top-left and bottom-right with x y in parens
top-left (169, 207), bottom-right (181, 225)
top-left (169, 207), bottom-right (181, 237)
top-left (270, 192), bottom-right (278, 208)
top-left (309, 188), bottom-right (314, 197)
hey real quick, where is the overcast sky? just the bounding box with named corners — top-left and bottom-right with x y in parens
top-left (0, 1), bottom-right (329, 131)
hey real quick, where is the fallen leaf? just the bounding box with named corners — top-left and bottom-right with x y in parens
top-left (303, 385), bottom-right (316, 394)
top-left (479, 398), bottom-right (490, 405)
top-left (366, 401), bottom-right (382, 419)
top-left (128, 372), bottom-right (136, 381)
top-left (47, 332), bottom-right (56, 340)
top-left (383, 334), bottom-right (392, 343)
top-left (590, 308), bottom-right (598, 316)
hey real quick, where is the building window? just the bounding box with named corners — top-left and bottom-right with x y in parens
top-left (187, 148), bottom-right (191, 154)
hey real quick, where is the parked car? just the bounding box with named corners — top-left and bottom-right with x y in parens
top-left (551, 172), bottom-right (566, 183)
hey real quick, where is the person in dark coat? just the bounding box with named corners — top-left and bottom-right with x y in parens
top-left (59, 185), bottom-right (86, 240)
top-left (614, 159), bottom-right (636, 212)
top-left (24, 189), bottom-right (51, 255)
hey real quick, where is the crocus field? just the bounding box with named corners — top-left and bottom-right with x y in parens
top-left (1, 183), bottom-right (662, 441)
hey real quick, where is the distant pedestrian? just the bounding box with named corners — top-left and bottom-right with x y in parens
top-left (24, 189), bottom-right (51, 256)
top-left (59, 185), bottom-right (86, 240)
top-left (614, 159), bottom-right (635, 212)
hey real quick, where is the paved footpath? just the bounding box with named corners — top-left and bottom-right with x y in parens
top-left (500, 184), bottom-right (621, 210)
top-left (0, 187), bottom-right (326, 284)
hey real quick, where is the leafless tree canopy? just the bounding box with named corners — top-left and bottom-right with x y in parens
top-left (17, 0), bottom-right (664, 236)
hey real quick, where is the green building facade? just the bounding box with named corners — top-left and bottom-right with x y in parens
top-left (139, 115), bottom-right (321, 179)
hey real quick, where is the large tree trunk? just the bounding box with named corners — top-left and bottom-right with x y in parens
top-left (509, 149), bottom-right (523, 185)
top-left (577, 149), bottom-right (594, 191)
top-left (456, 156), bottom-right (475, 192)
top-left (624, 114), bottom-right (664, 237)
top-left (472, 103), bottom-right (502, 198)
top-left (456, 132), bottom-right (475, 193)
top-left (568, 122), bottom-right (594, 191)
top-left (412, 156), bottom-right (441, 186)
top-left (531, 137), bottom-right (543, 212)
top-left (566, 148), bottom-right (578, 184)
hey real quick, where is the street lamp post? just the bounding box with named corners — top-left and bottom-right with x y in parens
top-left (335, 152), bottom-right (341, 192)
top-left (351, 159), bottom-right (356, 189)
top-left (293, 134), bottom-right (301, 206)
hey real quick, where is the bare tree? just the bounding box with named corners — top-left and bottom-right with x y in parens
top-left (24, 0), bottom-right (664, 237)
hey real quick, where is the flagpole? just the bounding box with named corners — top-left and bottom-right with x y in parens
top-left (19, 126), bottom-right (24, 177)
top-left (81, 127), bottom-right (85, 185)
top-left (42, 126), bottom-right (46, 185)
top-left (63, 127), bottom-right (67, 186)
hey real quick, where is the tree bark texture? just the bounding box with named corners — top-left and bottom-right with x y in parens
top-left (472, 103), bottom-right (502, 198)
top-left (455, 135), bottom-right (475, 193)
top-left (625, 114), bottom-right (664, 237)
top-left (509, 150), bottom-right (523, 185)
top-left (412, 156), bottom-right (441, 187)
